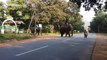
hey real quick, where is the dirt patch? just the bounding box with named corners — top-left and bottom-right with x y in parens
top-left (96, 33), bottom-right (107, 39)
top-left (92, 33), bottom-right (107, 60)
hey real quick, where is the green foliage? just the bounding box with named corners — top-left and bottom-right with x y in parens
top-left (0, 1), bottom-right (5, 19)
top-left (66, 13), bottom-right (84, 32)
top-left (90, 11), bottom-right (107, 33)
top-left (30, 0), bottom-right (84, 32)
top-left (3, 0), bottom-right (84, 33)
top-left (31, 0), bottom-right (68, 24)
top-left (6, 0), bottom-right (30, 20)
top-left (42, 24), bottom-right (54, 33)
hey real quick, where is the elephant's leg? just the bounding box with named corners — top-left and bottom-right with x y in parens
top-left (68, 32), bottom-right (71, 37)
top-left (61, 33), bottom-right (63, 37)
top-left (65, 31), bottom-right (70, 37)
top-left (71, 30), bottom-right (73, 37)
top-left (65, 32), bottom-right (67, 37)
top-left (67, 31), bottom-right (70, 37)
top-left (60, 32), bottom-right (64, 37)
top-left (38, 32), bottom-right (39, 35)
top-left (31, 28), bottom-right (35, 35)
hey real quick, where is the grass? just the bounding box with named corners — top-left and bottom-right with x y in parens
top-left (0, 34), bottom-right (33, 43)
top-left (0, 32), bottom-right (60, 43)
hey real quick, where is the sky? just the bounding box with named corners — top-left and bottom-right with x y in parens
top-left (0, 0), bottom-right (95, 26)
top-left (79, 3), bottom-right (95, 26)
top-left (0, 0), bottom-right (8, 3)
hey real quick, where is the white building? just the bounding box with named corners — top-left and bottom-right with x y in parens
top-left (60, 0), bottom-right (69, 2)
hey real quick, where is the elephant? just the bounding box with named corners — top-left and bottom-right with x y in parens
top-left (30, 27), bottom-right (41, 35)
top-left (60, 23), bottom-right (73, 37)
top-left (30, 27), bottom-right (35, 35)
top-left (36, 26), bottom-right (41, 36)
top-left (30, 24), bottom-right (42, 36)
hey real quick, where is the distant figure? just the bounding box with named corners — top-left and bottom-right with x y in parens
top-left (84, 28), bottom-right (88, 38)
top-left (38, 24), bottom-right (42, 35)
top-left (36, 24), bottom-right (42, 36)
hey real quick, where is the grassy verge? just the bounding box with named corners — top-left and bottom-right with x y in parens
top-left (0, 34), bottom-right (33, 43)
top-left (0, 33), bottom-right (60, 43)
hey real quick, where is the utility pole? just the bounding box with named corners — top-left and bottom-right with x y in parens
top-left (98, 25), bottom-right (100, 33)
top-left (27, 3), bottom-right (36, 33)
top-left (27, 12), bottom-right (35, 33)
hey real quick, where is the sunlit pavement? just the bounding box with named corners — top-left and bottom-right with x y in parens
top-left (0, 33), bottom-right (96, 60)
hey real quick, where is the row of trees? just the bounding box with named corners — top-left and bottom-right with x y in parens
top-left (0, 0), bottom-right (84, 33)
top-left (69, 0), bottom-right (107, 33)
top-left (90, 11), bottom-right (107, 33)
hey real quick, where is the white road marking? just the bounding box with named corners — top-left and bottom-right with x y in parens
top-left (14, 46), bottom-right (24, 48)
top-left (15, 45), bottom-right (48, 56)
top-left (62, 39), bottom-right (71, 42)
top-left (72, 43), bottom-right (80, 45)
top-left (70, 44), bottom-right (75, 46)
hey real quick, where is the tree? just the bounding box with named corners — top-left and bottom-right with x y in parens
top-left (4, 0), bottom-right (84, 33)
top-left (25, 0), bottom-right (84, 32)
top-left (6, 0), bottom-right (29, 20)
top-left (0, 1), bottom-right (5, 20)
top-left (90, 10), bottom-right (107, 33)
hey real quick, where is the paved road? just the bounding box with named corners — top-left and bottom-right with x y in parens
top-left (0, 33), bottom-right (96, 60)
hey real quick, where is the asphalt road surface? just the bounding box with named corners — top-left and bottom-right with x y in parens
top-left (0, 33), bottom-right (96, 60)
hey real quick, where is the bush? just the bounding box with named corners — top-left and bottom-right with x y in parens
top-left (42, 25), bottom-right (54, 33)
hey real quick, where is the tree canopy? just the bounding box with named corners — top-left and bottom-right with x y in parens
top-left (90, 10), bottom-right (107, 33)
top-left (0, 0), bottom-right (84, 33)
top-left (0, 1), bottom-right (5, 20)
top-left (70, 0), bottom-right (107, 13)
